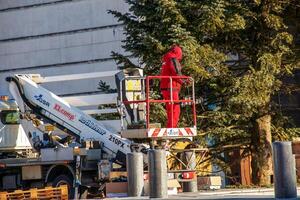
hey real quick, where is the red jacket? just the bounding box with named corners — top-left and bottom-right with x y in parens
top-left (160, 45), bottom-right (184, 91)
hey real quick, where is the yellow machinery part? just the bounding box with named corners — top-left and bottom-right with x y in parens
top-left (167, 140), bottom-right (212, 176)
top-left (0, 185), bottom-right (68, 200)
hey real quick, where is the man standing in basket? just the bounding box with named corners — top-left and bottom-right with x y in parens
top-left (160, 45), bottom-right (188, 128)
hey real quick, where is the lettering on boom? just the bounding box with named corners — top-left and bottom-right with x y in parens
top-left (34, 94), bottom-right (50, 107)
top-left (54, 104), bottom-right (75, 121)
top-left (79, 116), bottom-right (106, 135)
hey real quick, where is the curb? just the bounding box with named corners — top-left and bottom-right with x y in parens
top-left (195, 188), bottom-right (273, 195)
top-left (176, 187), bottom-right (300, 196)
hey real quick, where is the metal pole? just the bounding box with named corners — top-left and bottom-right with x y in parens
top-left (149, 149), bottom-right (168, 198)
top-left (119, 78), bottom-right (124, 130)
top-left (191, 78), bottom-right (197, 127)
top-left (74, 155), bottom-right (81, 200)
top-left (273, 141), bottom-right (297, 199)
top-left (126, 152), bottom-right (144, 197)
top-left (170, 77), bottom-right (173, 128)
top-left (182, 150), bottom-right (198, 192)
top-left (146, 76), bottom-right (150, 129)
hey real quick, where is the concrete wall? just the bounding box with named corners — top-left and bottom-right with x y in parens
top-left (0, 0), bottom-right (128, 96)
top-left (0, 1), bottom-right (59, 10)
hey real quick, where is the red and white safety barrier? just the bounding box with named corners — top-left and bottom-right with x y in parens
top-left (147, 127), bottom-right (197, 137)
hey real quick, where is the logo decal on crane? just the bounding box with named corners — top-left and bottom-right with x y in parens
top-left (34, 94), bottom-right (50, 107)
top-left (79, 116), bottom-right (106, 135)
top-left (109, 135), bottom-right (125, 148)
top-left (54, 104), bottom-right (76, 121)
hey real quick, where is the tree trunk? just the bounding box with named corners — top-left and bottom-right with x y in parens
top-left (251, 114), bottom-right (273, 186)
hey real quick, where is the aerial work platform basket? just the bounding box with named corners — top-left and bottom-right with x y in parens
top-left (116, 71), bottom-right (197, 139)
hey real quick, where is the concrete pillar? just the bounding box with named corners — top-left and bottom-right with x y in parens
top-left (273, 142), bottom-right (297, 199)
top-left (126, 152), bottom-right (144, 197)
top-left (182, 151), bottom-right (198, 192)
top-left (148, 149), bottom-right (168, 198)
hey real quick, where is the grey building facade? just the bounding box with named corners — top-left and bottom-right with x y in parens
top-left (0, 0), bottom-right (299, 126)
top-left (0, 0), bottom-right (129, 96)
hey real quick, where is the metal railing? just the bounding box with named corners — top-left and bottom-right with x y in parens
top-left (120, 75), bottom-right (196, 130)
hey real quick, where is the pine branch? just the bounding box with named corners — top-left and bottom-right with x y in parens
top-left (111, 52), bottom-right (139, 69)
top-left (98, 80), bottom-right (117, 93)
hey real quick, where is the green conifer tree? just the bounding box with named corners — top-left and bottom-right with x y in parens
top-left (110, 0), bottom-right (300, 185)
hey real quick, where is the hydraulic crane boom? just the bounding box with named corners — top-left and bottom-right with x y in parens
top-left (6, 74), bottom-right (134, 164)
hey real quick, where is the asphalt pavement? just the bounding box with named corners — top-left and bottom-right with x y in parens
top-left (107, 188), bottom-right (300, 199)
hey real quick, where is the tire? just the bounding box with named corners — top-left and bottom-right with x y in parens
top-left (52, 175), bottom-right (75, 199)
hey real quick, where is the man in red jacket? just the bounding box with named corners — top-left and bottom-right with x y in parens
top-left (160, 45), bottom-right (185, 128)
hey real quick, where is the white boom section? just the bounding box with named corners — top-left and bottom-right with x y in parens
top-left (82, 109), bottom-right (118, 115)
top-left (62, 93), bottom-right (117, 107)
top-left (7, 74), bottom-right (133, 160)
top-left (33, 70), bottom-right (119, 83)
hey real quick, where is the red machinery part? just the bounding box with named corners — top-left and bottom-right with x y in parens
top-left (182, 172), bottom-right (196, 179)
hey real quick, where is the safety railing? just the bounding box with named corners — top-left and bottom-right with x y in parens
top-left (120, 76), bottom-right (196, 130)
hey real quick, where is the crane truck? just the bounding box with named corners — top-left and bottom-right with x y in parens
top-left (0, 69), bottom-right (197, 198)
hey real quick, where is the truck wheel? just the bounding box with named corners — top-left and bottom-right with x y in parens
top-left (52, 175), bottom-right (74, 199)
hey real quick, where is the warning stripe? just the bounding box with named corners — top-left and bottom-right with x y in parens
top-left (152, 128), bottom-right (160, 137)
top-left (178, 129), bottom-right (183, 136)
top-left (148, 128), bottom-right (197, 137)
top-left (159, 128), bottom-right (167, 137)
top-left (191, 128), bottom-right (197, 135)
top-left (185, 128), bottom-right (193, 135)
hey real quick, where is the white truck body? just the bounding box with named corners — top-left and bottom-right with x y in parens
top-left (7, 74), bottom-right (135, 163)
top-left (0, 124), bottom-right (31, 150)
top-left (0, 99), bottom-right (31, 150)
